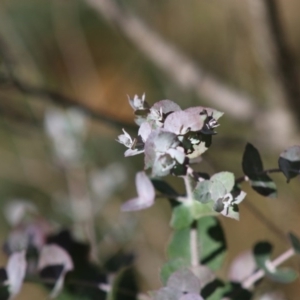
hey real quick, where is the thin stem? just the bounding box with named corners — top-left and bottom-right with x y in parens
top-left (183, 174), bottom-right (193, 200)
top-left (182, 174), bottom-right (200, 273)
top-left (235, 168), bottom-right (281, 184)
top-left (242, 248), bottom-right (295, 289)
top-left (65, 165), bottom-right (99, 263)
top-left (190, 226), bottom-right (199, 271)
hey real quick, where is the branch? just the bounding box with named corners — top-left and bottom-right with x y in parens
top-left (242, 248), bottom-right (295, 289)
top-left (263, 0), bottom-right (300, 123)
top-left (0, 34), bottom-right (135, 131)
top-left (84, 0), bottom-right (257, 122)
top-left (235, 168), bottom-right (281, 184)
top-left (0, 75), bottom-right (135, 130)
top-left (246, 0), bottom-right (300, 146)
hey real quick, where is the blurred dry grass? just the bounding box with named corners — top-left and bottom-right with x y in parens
top-left (0, 0), bottom-right (300, 299)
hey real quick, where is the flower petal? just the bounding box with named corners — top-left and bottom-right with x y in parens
top-left (136, 172), bottom-right (155, 202)
top-left (121, 197), bottom-right (154, 211)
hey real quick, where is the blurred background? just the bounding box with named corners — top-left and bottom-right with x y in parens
top-left (0, 0), bottom-right (300, 298)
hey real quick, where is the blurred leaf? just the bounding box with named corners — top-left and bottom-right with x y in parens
top-left (210, 172), bottom-right (235, 199)
top-left (0, 268), bottom-right (9, 300)
top-left (193, 172), bottom-right (234, 205)
top-left (121, 171), bottom-right (155, 211)
top-left (46, 230), bottom-right (107, 300)
top-left (6, 251), bottom-right (27, 299)
top-left (167, 228), bottom-right (190, 262)
top-left (222, 282), bottom-right (253, 300)
top-left (38, 244), bottom-right (74, 298)
top-left (166, 269), bottom-right (200, 294)
top-left (179, 294), bottom-right (203, 300)
top-left (151, 178), bottom-right (179, 207)
top-left (160, 258), bottom-right (188, 285)
top-left (198, 217), bottom-right (227, 271)
top-left (228, 251), bottom-right (256, 282)
top-left (253, 241), bottom-right (273, 269)
top-left (153, 287), bottom-right (181, 300)
top-left (253, 241), bottom-right (297, 283)
top-left (107, 267), bottom-right (138, 300)
top-left (242, 143), bottom-right (277, 197)
top-left (202, 281), bottom-right (252, 300)
top-left (170, 204), bottom-right (194, 229)
top-left (289, 232), bottom-right (300, 254)
top-left (200, 279), bottom-right (224, 300)
top-left (278, 146), bottom-right (300, 182)
top-left (265, 268), bottom-right (298, 283)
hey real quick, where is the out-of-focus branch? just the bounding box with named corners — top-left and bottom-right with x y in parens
top-left (85, 0), bottom-right (257, 122)
top-left (0, 32), bottom-right (134, 130)
top-left (0, 75), bottom-right (135, 130)
top-left (264, 0), bottom-right (300, 120)
top-left (246, 0), bottom-right (300, 146)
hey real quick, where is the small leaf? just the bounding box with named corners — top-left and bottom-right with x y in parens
top-left (151, 179), bottom-right (179, 207)
top-left (121, 171), bottom-right (155, 211)
top-left (153, 287), bottom-right (181, 300)
top-left (198, 217), bottom-right (227, 270)
top-left (242, 143), bottom-right (264, 176)
top-left (164, 111), bottom-right (205, 135)
top-left (184, 106), bottom-right (224, 121)
top-left (170, 204), bottom-right (194, 229)
top-left (151, 100), bottom-right (181, 114)
top-left (242, 143), bottom-right (277, 197)
top-left (278, 145), bottom-right (300, 182)
top-left (289, 232), bottom-right (300, 254)
top-left (167, 269), bottom-right (200, 294)
top-left (266, 268), bottom-right (298, 283)
top-left (210, 172), bottom-right (235, 195)
top-left (222, 282), bottom-right (253, 300)
top-left (193, 172), bottom-right (234, 204)
top-left (6, 251), bottom-right (27, 299)
top-left (107, 267), bottom-right (138, 300)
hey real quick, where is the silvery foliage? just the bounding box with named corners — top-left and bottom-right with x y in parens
top-left (152, 269), bottom-right (204, 300)
top-left (44, 107), bottom-right (87, 166)
top-left (117, 95), bottom-right (232, 213)
top-left (117, 95), bottom-right (222, 176)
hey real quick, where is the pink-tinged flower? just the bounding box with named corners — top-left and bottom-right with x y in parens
top-left (116, 129), bottom-right (144, 157)
top-left (128, 94), bottom-right (149, 111)
top-left (121, 171), bottom-right (155, 211)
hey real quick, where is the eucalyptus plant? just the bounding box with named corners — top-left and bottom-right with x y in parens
top-left (116, 94), bottom-right (300, 300)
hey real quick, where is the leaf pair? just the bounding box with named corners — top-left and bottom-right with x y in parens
top-left (242, 143), bottom-right (277, 197)
top-left (193, 172), bottom-right (245, 220)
